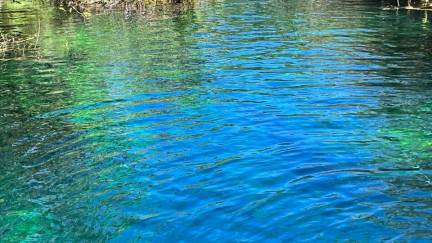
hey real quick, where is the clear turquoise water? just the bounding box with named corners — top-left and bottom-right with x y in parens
top-left (1, 0), bottom-right (432, 241)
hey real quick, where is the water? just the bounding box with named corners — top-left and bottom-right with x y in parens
top-left (1, 0), bottom-right (432, 241)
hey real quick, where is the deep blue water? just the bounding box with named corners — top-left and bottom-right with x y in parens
top-left (1, 0), bottom-right (432, 241)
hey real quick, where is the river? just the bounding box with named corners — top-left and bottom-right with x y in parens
top-left (1, 0), bottom-right (432, 241)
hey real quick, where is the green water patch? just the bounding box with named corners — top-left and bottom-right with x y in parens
top-left (0, 209), bottom-right (57, 242)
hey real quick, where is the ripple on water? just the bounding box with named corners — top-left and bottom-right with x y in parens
top-left (1, 0), bottom-right (432, 241)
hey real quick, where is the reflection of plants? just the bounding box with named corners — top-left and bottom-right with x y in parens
top-left (389, 0), bottom-right (432, 9)
top-left (0, 2), bottom-right (41, 59)
top-left (0, 31), bottom-right (38, 57)
top-left (53, 0), bottom-right (197, 16)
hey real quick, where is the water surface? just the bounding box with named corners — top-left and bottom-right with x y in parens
top-left (1, 0), bottom-right (432, 241)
